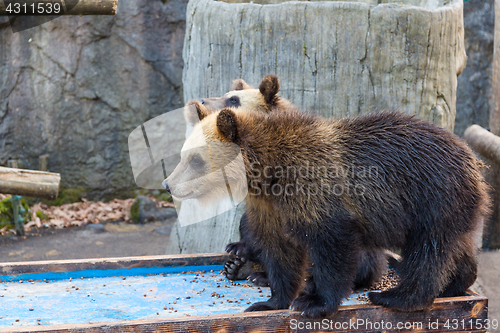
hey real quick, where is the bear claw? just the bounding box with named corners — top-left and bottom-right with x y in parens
top-left (291, 294), bottom-right (336, 318)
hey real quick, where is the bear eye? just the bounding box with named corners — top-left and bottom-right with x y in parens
top-left (190, 155), bottom-right (205, 168)
top-left (227, 96), bottom-right (240, 107)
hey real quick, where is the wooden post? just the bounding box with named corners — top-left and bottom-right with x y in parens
top-left (0, 0), bottom-right (118, 15)
top-left (7, 159), bottom-right (18, 169)
top-left (0, 166), bottom-right (61, 199)
top-left (39, 154), bottom-right (49, 172)
top-left (485, 0), bottom-right (500, 249)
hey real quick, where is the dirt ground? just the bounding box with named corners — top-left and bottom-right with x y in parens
top-left (0, 223), bottom-right (499, 331)
top-left (0, 219), bottom-right (176, 262)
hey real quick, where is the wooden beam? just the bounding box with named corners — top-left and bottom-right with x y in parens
top-left (0, 166), bottom-right (60, 199)
top-left (0, 293), bottom-right (489, 333)
top-left (0, 0), bottom-right (118, 16)
top-left (0, 253), bottom-right (230, 276)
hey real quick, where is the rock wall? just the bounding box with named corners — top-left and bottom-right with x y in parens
top-left (0, 0), bottom-right (187, 199)
top-left (455, 0), bottom-right (494, 136)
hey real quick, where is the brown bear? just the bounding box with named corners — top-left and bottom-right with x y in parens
top-left (165, 79), bottom-right (489, 318)
top-left (185, 75), bottom-right (387, 289)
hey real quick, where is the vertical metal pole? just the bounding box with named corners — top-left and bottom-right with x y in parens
top-left (11, 195), bottom-right (25, 237)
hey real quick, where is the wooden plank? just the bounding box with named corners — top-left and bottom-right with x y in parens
top-left (0, 0), bottom-right (118, 16)
top-left (1, 293), bottom-right (488, 332)
top-left (0, 166), bottom-right (60, 199)
top-left (0, 254), bottom-right (489, 332)
top-left (0, 253), bottom-right (230, 277)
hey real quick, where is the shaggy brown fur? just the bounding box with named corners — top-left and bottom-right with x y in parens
top-left (170, 103), bottom-right (490, 318)
top-left (186, 76), bottom-right (387, 289)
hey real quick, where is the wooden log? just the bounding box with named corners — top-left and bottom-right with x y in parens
top-left (464, 125), bottom-right (500, 166)
top-left (0, 0), bottom-right (118, 16)
top-left (168, 0), bottom-right (466, 255)
top-left (0, 166), bottom-right (60, 199)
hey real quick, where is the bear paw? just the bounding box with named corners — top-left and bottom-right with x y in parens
top-left (368, 290), bottom-right (430, 312)
top-left (225, 241), bottom-right (248, 257)
top-left (245, 301), bottom-right (279, 312)
top-left (247, 271), bottom-right (269, 287)
top-left (223, 257), bottom-right (248, 281)
top-left (291, 294), bottom-right (336, 318)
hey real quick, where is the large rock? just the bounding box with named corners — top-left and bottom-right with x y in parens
top-left (455, 0), bottom-right (494, 136)
top-left (0, 0), bottom-right (187, 199)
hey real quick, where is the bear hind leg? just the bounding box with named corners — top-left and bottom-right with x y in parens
top-left (439, 242), bottom-right (478, 298)
top-left (369, 237), bottom-right (455, 311)
top-left (353, 249), bottom-right (387, 290)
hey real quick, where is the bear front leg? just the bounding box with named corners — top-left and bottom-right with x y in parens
top-left (223, 213), bottom-right (268, 285)
top-left (245, 239), bottom-right (305, 312)
top-left (291, 220), bottom-right (359, 318)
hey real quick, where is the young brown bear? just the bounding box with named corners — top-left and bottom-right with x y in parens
top-left (165, 103), bottom-right (489, 318)
top-left (183, 75), bottom-right (294, 285)
top-left (185, 75), bottom-right (387, 290)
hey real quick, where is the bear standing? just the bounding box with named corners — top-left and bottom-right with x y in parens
top-left (184, 75), bottom-right (388, 289)
top-left (165, 87), bottom-right (489, 318)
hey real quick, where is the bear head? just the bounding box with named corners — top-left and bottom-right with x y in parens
top-left (183, 74), bottom-right (291, 126)
top-left (164, 102), bottom-right (249, 205)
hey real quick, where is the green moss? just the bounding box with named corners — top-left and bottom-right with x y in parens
top-left (0, 197), bottom-right (30, 229)
top-left (157, 192), bottom-right (173, 203)
top-left (303, 44), bottom-right (308, 57)
top-left (130, 199), bottom-right (141, 223)
top-left (36, 210), bottom-right (49, 221)
top-left (42, 187), bottom-right (86, 206)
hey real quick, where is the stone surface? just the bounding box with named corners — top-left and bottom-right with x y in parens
top-left (131, 196), bottom-right (177, 224)
top-left (455, 0), bottom-right (494, 136)
top-left (0, 0), bottom-right (187, 200)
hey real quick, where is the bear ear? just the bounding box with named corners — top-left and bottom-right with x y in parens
top-left (184, 100), bottom-right (211, 125)
top-left (259, 74), bottom-right (280, 106)
top-left (231, 79), bottom-right (252, 91)
top-left (216, 108), bottom-right (238, 142)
